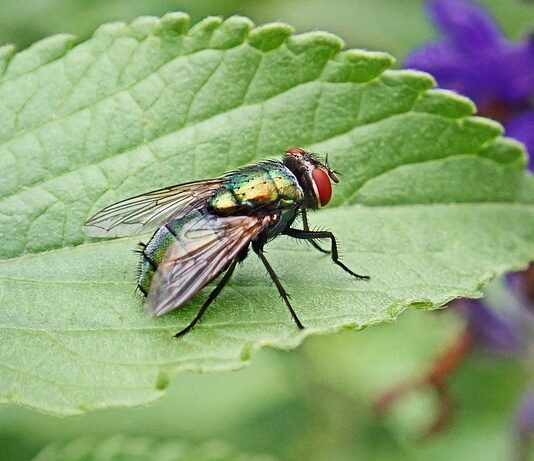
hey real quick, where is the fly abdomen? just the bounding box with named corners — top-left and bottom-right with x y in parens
top-left (137, 221), bottom-right (184, 296)
top-left (137, 258), bottom-right (154, 296)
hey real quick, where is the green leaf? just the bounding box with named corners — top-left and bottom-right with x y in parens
top-left (1, 13), bottom-right (533, 416)
top-left (32, 436), bottom-right (276, 461)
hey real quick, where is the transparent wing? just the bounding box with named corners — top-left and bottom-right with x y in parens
top-left (148, 212), bottom-right (275, 316)
top-left (84, 179), bottom-right (224, 237)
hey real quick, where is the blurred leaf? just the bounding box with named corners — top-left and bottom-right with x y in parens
top-left (1, 13), bottom-right (534, 417)
top-left (2, 309), bottom-right (524, 461)
top-left (249, 0), bottom-right (534, 59)
top-left (2, 0), bottom-right (533, 58)
top-left (32, 436), bottom-right (276, 461)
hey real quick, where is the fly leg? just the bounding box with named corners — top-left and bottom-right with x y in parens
top-left (284, 228), bottom-right (370, 281)
top-left (252, 242), bottom-right (305, 330)
top-left (174, 259), bottom-right (238, 338)
top-left (301, 209), bottom-right (329, 254)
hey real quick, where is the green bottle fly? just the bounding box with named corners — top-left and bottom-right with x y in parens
top-left (84, 148), bottom-right (369, 337)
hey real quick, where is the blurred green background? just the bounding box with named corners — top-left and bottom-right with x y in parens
top-left (1, 1), bottom-right (534, 460)
top-left (1, 306), bottom-right (529, 460)
top-left (2, 0), bottom-right (534, 59)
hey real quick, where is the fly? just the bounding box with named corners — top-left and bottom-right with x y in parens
top-left (84, 148), bottom-right (370, 337)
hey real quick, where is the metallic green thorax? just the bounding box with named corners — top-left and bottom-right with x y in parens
top-left (137, 161), bottom-right (303, 295)
top-left (208, 161), bottom-right (302, 214)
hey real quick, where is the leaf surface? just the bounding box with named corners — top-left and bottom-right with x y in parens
top-left (1, 13), bottom-right (534, 415)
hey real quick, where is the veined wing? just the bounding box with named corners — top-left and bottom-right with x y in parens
top-left (84, 179), bottom-right (224, 237)
top-left (148, 212), bottom-right (277, 316)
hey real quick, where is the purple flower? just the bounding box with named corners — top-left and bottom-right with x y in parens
top-left (454, 263), bottom-right (534, 359)
top-left (455, 298), bottom-right (523, 356)
top-left (515, 388), bottom-right (534, 437)
top-left (507, 112), bottom-right (534, 168)
top-left (405, 0), bottom-right (534, 161)
top-left (380, 1), bottom-right (534, 444)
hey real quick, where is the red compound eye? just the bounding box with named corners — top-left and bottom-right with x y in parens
top-left (312, 168), bottom-right (332, 207)
top-left (285, 147), bottom-right (307, 155)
